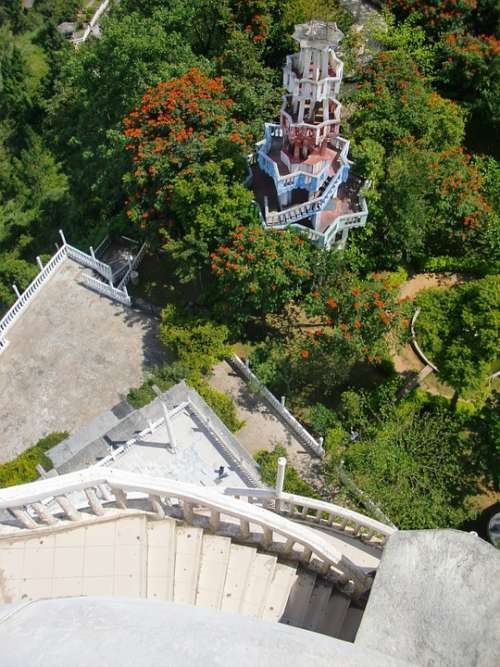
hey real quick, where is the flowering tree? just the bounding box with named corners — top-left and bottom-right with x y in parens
top-left (210, 224), bottom-right (313, 322)
top-left (122, 68), bottom-right (251, 239)
top-left (300, 271), bottom-right (407, 368)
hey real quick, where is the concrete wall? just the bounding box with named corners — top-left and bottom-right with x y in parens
top-left (356, 529), bottom-right (500, 666)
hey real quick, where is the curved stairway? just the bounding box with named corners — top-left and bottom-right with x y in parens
top-left (0, 511), bottom-right (364, 640)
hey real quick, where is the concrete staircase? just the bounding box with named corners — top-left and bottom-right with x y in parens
top-left (0, 513), bottom-right (363, 641)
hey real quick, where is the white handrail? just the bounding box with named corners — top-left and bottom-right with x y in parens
top-left (0, 468), bottom-right (370, 592)
top-left (82, 274), bottom-right (131, 305)
top-left (66, 244), bottom-right (112, 281)
top-left (230, 355), bottom-right (324, 457)
top-left (0, 245), bottom-right (68, 349)
top-left (223, 488), bottom-right (396, 545)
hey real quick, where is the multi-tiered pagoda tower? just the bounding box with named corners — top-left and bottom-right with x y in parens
top-left (250, 21), bottom-right (368, 250)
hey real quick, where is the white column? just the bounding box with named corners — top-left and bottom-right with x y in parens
top-left (36, 256), bottom-right (44, 271)
top-left (322, 49), bottom-right (329, 79)
top-left (275, 457), bottom-right (287, 497)
top-left (161, 400), bottom-right (177, 451)
top-left (90, 246), bottom-right (95, 259)
top-left (59, 229), bottom-right (66, 245)
top-left (302, 48), bottom-right (312, 79)
top-left (12, 284), bottom-right (20, 299)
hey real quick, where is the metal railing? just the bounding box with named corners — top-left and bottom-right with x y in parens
top-left (117, 242), bottom-right (147, 290)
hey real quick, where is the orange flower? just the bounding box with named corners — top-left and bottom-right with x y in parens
top-left (327, 297), bottom-right (337, 309)
top-left (354, 320), bottom-right (362, 329)
top-left (301, 350), bottom-right (310, 359)
top-left (354, 302), bottom-right (361, 309)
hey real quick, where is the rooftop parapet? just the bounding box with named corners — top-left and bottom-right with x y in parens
top-left (292, 20), bottom-right (345, 49)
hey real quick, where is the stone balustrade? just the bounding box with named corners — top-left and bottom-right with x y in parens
top-left (0, 468), bottom-right (371, 595)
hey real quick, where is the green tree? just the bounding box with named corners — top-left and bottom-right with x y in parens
top-left (47, 11), bottom-right (201, 239)
top-left (415, 278), bottom-right (500, 400)
top-left (325, 384), bottom-right (483, 529)
top-left (164, 160), bottom-right (256, 284)
top-left (210, 224), bottom-right (313, 323)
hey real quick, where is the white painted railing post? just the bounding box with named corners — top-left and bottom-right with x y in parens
top-left (90, 246), bottom-right (95, 259)
top-left (281, 395), bottom-right (286, 407)
top-left (276, 457), bottom-right (287, 498)
top-left (36, 256), bottom-right (44, 271)
top-left (12, 284), bottom-right (20, 299)
top-left (59, 229), bottom-right (66, 246)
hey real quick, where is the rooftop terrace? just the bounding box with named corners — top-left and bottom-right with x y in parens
top-left (0, 260), bottom-right (164, 462)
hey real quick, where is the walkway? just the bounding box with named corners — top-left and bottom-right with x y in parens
top-left (0, 260), bottom-right (164, 462)
top-left (209, 361), bottom-right (316, 478)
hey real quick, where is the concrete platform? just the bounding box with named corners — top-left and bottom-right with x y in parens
top-left (0, 259), bottom-right (164, 462)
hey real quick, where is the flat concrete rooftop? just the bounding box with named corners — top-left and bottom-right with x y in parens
top-left (0, 259), bottom-right (164, 462)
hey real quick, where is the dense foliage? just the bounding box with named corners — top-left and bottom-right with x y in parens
top-left (414, 278), bottom-right (499, 398)
top-left (255, 445), bottom-right (317, 498)
top-left (0, 431), bottom-right (68, 488)
top-left (321, 382), bottom-right (494, 529)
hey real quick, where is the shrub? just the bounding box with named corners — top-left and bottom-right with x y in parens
top-left (422, 255), bottom-right (499, 276)
top-left (255, 445), bottom-right (317, 497)
top-left (324, 426), bottom-right (347, 464)
top-left (308, 403), bottom-right (340, 437)
top-left (0, 432), bottom-right (68, 488)
top-left (159, 304), bottom-right (230, 375)
top-left (194, 381), bottom-right (245, 433)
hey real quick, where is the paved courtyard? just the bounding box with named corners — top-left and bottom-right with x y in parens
top-left (0, 260), bottom-right (164, 463)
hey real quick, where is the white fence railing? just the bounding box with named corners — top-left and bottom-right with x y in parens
top-left (72, 0), bottom-right (111, 46)
top-left (411, 308), bottom-right (439, 372)
top-left (229, 355), bottom-right (325, 457)
top-left (0, 468), bottom-right (370, 594)
top-left (82, 274), bottom-right (131, 306)
top-left (0, 233), bottom-right (135, 354)
top-left (0, 245), bottom-right (68, 349)
top-left (224, 486), bottom-right (396, 547)
top-left (66, 244), bottom-right (113, 282)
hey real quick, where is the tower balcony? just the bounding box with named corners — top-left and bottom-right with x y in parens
top-left (284, 52), bottom-right (344, 99)
top-left (280, 96), bottom-right (342, 148)
top-left (256, 125), bottom-right (350, 197)
top-left (264, 175), bottom-right (369, 250)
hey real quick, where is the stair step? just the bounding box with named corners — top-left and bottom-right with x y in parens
top-left (221, 544), bottom-right (257, 614)
top-left (262, 562), bottom-right (298, 622)
top-left (146, 518), bottom-right (177, 601)
top-left (281, 569), bottom-right (317, 627)
top-left (302, 580), bottom-right (334, 632)
top-left (239, 553), bottom-right (277, 618)
top-left (173, 526), bottom-right (203, 606)
top-left (338, 606), bottom-right (364, 642)
top-left (319, 591), bottom-right (351, 638)
top-left (196, 535), bottom-right (231, 610)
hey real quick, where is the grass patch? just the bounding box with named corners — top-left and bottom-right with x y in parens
top-left (0, 432), bottom-right (68, 488)
top-left (255, 445), bottom-right (317, 497)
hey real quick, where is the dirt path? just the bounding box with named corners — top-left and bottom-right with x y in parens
top-left (209, 361), bottom-right (323, 483)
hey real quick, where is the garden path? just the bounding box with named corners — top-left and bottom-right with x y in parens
top-left (209, 361), bottom-right (321, 481)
